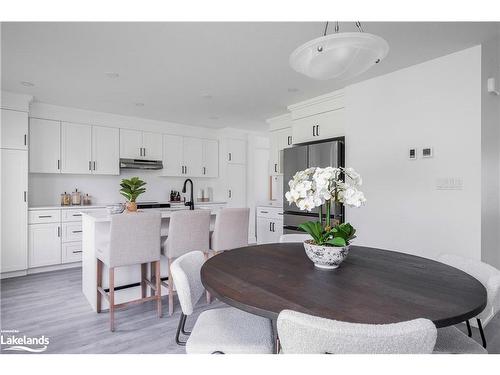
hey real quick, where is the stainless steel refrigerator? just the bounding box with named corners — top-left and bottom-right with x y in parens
top-left (283, 139), bottom-right (344, 234)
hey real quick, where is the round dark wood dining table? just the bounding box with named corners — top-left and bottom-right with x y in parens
top-left (201, 243), bottom-right (487, 330)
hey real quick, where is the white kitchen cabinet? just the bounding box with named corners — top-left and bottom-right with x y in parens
top-left (292, 108), bottom-right (345, 144)
top-left (29, 223), bottom-right (61, 268)
top-left (226, 138), bottom-right (246, 164)
top-left (269, 127), bottom-right (292, 175)
top-left (62, 222), bottom-right (83, 242)
top-left (226, 163), bottom-right (246, 208)
top-left (92, 126), bottom-right (119, 175)
top-left (120, 129), bottom-right (162, 160)
top-left (202, 139), bottom-right (218, 177)
top-left (120, 129), bottom-right (143, 159)
top-left (183, 137), bottom-right (203, 177)
top-left (256, 206), bottom-right (283, 244)
top-left (1, 109), bottom-right (28, 150)
top-left (29, 118), bottom-right (61, 173)
top-left (62, 242), bottom-right (82, 264)
top-left (142, 131), bottom-right (163, 160)
top-left (1, 149), bottom-right (28, 273)
top-left (162, 134), bottom-right (184, 176)
top-left (61, 122), bottom-right (92, 174)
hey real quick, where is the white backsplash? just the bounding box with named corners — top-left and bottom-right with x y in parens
top-left (28, 169), bottom-right (218, 206)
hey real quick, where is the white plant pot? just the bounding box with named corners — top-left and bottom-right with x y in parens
top-left (303, 240), bottom-right (350, 270)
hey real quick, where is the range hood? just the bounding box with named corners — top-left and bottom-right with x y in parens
top-left (119, 158), bottom-right (163, 170)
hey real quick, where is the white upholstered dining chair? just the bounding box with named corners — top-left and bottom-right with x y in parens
top-left (279, 234), bottom-right (312, 243)
top-left (438, 253), bottom-right (500, 348)
top-left (277, 310), bottom-right (437, 354)
top-left (160, 210), bottom-right (211, 316)
top-left (277, 310), bottom-right (486, 354)
top-left (170, 251), bottom-right (274, 354)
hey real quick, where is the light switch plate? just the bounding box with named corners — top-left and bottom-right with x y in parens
top-left (422, 147), bottom-right (433, 158)
top-left (408, 148), bottom-right (417, 160)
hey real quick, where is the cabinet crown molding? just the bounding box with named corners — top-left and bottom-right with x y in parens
top-left (266, 113), bottom-right (292, 131)
top-left (288, 89), bottom-right (345, 120)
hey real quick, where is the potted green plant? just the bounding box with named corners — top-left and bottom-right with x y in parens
top-left (119, 177), bottom-right (146, 212)
top-left (285, 167), bottom-right (365, 269)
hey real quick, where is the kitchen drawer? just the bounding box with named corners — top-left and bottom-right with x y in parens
top-left (62, 222), bottom-right (82, 242)
top-left (256, 206), bottom-right (283, 220)
top-left (62, 209), bottom-right (84, 222)
top-left (29, 209), bottom-right (61, 224)
top-left (62, 242), bottom-right (82, 263)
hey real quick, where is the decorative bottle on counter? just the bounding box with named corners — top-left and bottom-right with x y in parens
top-left (83, 194), bottom-right (91, 206)
top-left (71, 188), bottom-right (82, 205)
top-left (61, 192), bottom-right (71, 206)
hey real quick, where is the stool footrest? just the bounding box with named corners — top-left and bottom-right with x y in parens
top-left (114, 295), bottom-right (159, 310)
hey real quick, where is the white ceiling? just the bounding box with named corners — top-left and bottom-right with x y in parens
top-left (1, 22), bottom-right (499, 131)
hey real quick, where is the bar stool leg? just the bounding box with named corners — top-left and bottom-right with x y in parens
top-left (96, 259), bottom-right (102, 313)
top-left (150, 262), bottom-right (156, 297)
top-left (155, 260), bottom-right (162, 318)
top-left (168, 257), bottom-right (174, 316)
top-left (141, 263), bottom-right (147, 299)
top-left (109, 267), bottom-right (115, 332)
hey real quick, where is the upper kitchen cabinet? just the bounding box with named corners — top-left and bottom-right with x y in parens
top-left (267, 114), bottom-right (292, 175)
top-left (288, 89), bottom-right (345, 144)
top-left (29, 118), bottom-right (61, 173)
top-left (142, 131), bottom-right (163, 160)
top-left (162, 134), bottom-right (183, 176)
top-left (1, 109), bottom-right (28, 150)
top-left (202, 139), bottom-right (219, 177)
top-left (92, 126), bottom-right (119, 175)
top-left (120, 129), bottom-right (162, 160)
top-left (183, 137), bottom-right (203, 177)
top-left (225, 138), bottom-right (246, 164)
top-left (61, 122), bottom-right (92, 174)
top-left (120, 129), bottom-right (143, 159)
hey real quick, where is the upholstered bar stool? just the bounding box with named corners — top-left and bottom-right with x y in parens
top-left (96, 211), bottom-right (162, 332)
top-left (205, 208), bottom-right (249, 303)
top-left (159, 210), bottom-right (210, 316)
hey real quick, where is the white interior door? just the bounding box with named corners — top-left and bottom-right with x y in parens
top-left (120, 129), bottom-right (142, 159)
top-left (1, 149), bottom-right (28, 272)
top-left (29, 118), bottom-right (61, 173)
top-left (142, 131), bottom-right (163, 160)
top-left (203, 139), bottom-right (218, 177)
top-left (226, 163), bottom-right (246, 207)
top-left (183, 137), bottom-right (203, 177)
top-left (1, 109), bottom-right (28, 150)
top-left (92, 126), bottom-right (119, 175)
top-left (61, 122), bottom-right (92, 174)
top-left (29, 223), bottom-right (61, 268)
top-left (162, 134), bottom-right (183, 176)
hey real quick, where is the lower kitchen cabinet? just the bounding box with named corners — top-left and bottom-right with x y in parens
top-left (256, 206), bottom-right (283, 244)
top-left (62, 242), bottom-right (82, 264)
top-left (29, 223), bottom-right (62, 268)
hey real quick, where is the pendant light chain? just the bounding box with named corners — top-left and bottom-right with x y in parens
top-left (355, 21), bottom-right (364, 32)
top-left (323, 21), bottom-right (363, 36)
top-left (323, 21), bottom-right (329, 36)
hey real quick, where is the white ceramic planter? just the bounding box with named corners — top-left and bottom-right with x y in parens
top-left (303, 240), bottom-right (350, 270)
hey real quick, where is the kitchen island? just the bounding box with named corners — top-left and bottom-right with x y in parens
top-left (81, 204), bottom-right (224, 311)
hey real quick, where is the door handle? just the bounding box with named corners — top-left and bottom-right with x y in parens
top-left (89, 161), bottom-right (92, 171)
top-left (72, 230), bottom-right (83, 233)
top-left (93, 161), bottom-right (96, 171)
top-left (312, 125), bottom-right (316, 137)
top-left (316, 125), bottom-right (319, 136)
top-left (72, 250), bottom-right (83, 254)
top-left (24, 191), bottom-right (27, 202)
top-left (57, 159), bottom-right (60, 170)
top-left (57, 226), bottom-right (61, 237)
top-left (24, 134), bottom-right (27, 146)
top-left (39, 215), bottom-right (52, 218)
top-left (228, 152), bottom-right (232, 161)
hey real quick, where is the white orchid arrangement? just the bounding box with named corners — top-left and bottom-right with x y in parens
top-left (285, 167), bottom-right (366, 247)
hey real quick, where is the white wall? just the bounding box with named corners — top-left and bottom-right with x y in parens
top-left (345, 46), bottom-right (482, 261)
top-left (481, 36), bottom-right (500, 268)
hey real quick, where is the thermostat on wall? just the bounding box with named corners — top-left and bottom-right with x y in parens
top-left (408, 148), bottom-right (417, 160)
top-left (422, 147), bottom-right (433, 158)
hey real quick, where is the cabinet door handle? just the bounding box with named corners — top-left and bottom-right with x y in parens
top-left (184, 166), bottom-right (187, 174)
top-left (89, 161), bottom-right (92, 171)
top-left (143, 147), bottom-right (146, 157)
top-left (228, 189), bottom-right (232, 198)
top-left (57, 226), bottom-right (61, 237)
top-left (72, 250), bottom-right (83, 254)
top-left (312, 125), bottom-right (316, 137)
top-left (316, 125), bottom-right (319, 136)
top-left (260, 211), bottom-right (269, 214)
top-left (203, 167), bottom-right (206, 175)
top-left (24, 134), bottom-right (27, 146)
top-left (24, 191), bottom-right (27, 202)
top-left (39, 215), bottom-right (52, 218)
top-left (72, 230), bottom-right (83, 233)
top-left (269, 222), bottom-right (272, 232)
top-left (57, 159), bottom-right (60, 170)
top-left (93, 161), bottom-right (96, 171)
top-left (72, 213), bottom-right (82, 217)
top-left (274, 163), bottom-right (277, 173)
top-left (228, 152), bottom-right (232, 161)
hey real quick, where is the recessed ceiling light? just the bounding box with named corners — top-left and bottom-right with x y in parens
top-left (105, 72), bottom-right (120, 79)
top-left (287, 88), bottom-right (299, 92)
top-left (135, 102), bottom-right (145, 107)
top-left (20, 81), bottom-right (35, 87)
top-left (202, 94), bottom-right (213, 99)
top-left (208, 116), bottom-right (219, 120)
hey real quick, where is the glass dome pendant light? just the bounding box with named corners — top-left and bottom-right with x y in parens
top-left (289, 21), bottom-right (389, 81)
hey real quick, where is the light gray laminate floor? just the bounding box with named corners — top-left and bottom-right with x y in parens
top-left (1, 267), bottom-right (499, 354)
